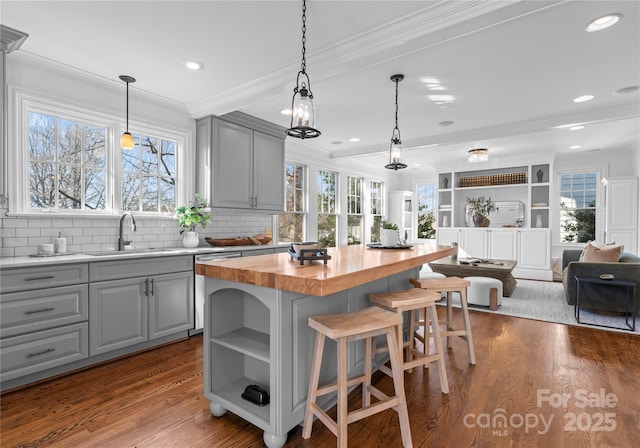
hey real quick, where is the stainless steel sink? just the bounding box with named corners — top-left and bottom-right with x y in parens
top-left (84, 248), bottom-right (167, 256)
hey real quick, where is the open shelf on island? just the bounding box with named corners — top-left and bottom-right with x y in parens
top-left (210, 375), bottom-right (271, 425)
top-left (211, 327), bottom-right (270, 363)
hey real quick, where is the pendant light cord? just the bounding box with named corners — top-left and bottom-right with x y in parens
top-left (125, 81), bottom-right (129, 133)
top-left (394, 77), bottom-right (399, 132)
top-left (301, 0), bottom-right (307, 74)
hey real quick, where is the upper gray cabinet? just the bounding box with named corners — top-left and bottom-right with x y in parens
top-left (196, 112), bottom-right (285, 212)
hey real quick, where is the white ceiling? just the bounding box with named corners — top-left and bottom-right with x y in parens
top-left (3, 0), bottom-right (639, 170)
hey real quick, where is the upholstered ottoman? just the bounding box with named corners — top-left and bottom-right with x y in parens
top-left (464, 276), bottom-right (503, 310)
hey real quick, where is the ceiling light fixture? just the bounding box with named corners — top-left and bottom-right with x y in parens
top-left (119, 75), bottom-right (136, 150)
top-left (468, 148), bottom-right (489, 163)
top-left (286, 0), bottom-right (320, 139)
top-left (613, 85), bottom-right (639, 95)
top-left (569, 125), bottom-right (585, 131)
top-left (385, 74), bottom-right (407, 171)
top-left (586, 13), bottom-right (622, 32)
top-left (183, 60), bottom-right (203, 71)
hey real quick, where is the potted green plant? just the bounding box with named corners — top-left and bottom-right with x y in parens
top-left (380, 218), bottom-right (399, 247)
top-left (466, 196), bottom-right (496, 227)
top-left (174, 193), bottom-right (211, 247)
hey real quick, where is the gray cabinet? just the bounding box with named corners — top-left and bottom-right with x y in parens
top-left (0, 263), bottom-right (89, 384)
top-left (197, 112), bottom-right (285, 212)
top-left (89, 256), bottom-right (194, 356)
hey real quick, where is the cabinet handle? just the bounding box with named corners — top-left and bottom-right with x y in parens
top-left (24, 276), bottom-right (55, 282)
top-left (144, 278), bottom-right (150, 297)
top-left (24, 307), bottom-right (55, 315)
top-left (150, 278), bottom-right (154, 296)
top-left (26, 348), bottom-right (55, 358)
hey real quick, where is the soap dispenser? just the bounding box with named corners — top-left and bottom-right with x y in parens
top-left (54, 232), bottom-right (67, 254)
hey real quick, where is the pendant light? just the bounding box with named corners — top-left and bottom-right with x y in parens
top-left (286, 0), bottom-right (320, 139)
top-left (385, 74), bottom-right (407, 170)
top-left (119, 75), bottom-right (136, 150)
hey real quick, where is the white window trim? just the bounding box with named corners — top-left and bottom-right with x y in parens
top-left (554, 167), bottom-right (604, 246)
top-left (8, 87), bottom-right (191, 217)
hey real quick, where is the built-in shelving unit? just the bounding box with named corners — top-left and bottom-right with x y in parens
top-left (207, 288), bottom-right (272, 428)
top-left (437, 163), bottom-right (551, 229)
top-left (389, 190), bottom-right (413, 241)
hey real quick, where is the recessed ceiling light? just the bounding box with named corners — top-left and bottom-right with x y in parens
top-left (613, 85), bottom-right (639, 95)
top-left (570, 145), bottom-right (582, 149)
top-left (183, 60), bottom-right (203, 71)
top-left (569, 125), bottom-right (585, 131)
top-left (280, 109), bottom-right (292, 115)
top-left (428, 85), bottom-right (446, 91)
top-left (428, 94), bottom-right (455, 102)
top-left (439, 120), bottom-right (454, 127)
top-left (420, 76), bottom-right (440, 84)
top-left (348, 138), bottom-right (360, 142)
top-left (586, 13), bottom-right (622, 32)
top-left (573, 94), bottom-right (594, 103)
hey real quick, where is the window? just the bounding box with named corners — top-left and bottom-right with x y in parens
top-left (317, 169), bottom-right (338, 247)
top-left (559, 171), bottom-right (598, 243)
top-left (28, 111), bottom-right (107, 210)
top-left (16, 92), bottom-right (186, 215)
top-left (370, 180), bottom-right (384, 242)
top-left (416, 182), bottom-right (437, 239)
top-left (347, 176), bottom-right (363, 245)
top-left (279, 162), bottom-right (306, 242)
top-left (122, 134), bottom-right (176, 212)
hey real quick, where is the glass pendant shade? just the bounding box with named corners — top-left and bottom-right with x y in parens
top-left (292, 87), bottom-right (315, 129)
top-left (120, 132), bottom-right (135, 150)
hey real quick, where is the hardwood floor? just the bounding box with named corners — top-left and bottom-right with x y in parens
top-left (2, 308), bottom-right (639, 448)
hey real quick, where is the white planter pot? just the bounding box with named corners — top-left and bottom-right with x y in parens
top-left (380, 228), bottom-right (399, 247)
top-left (182, 231), bottom-right (199, 248)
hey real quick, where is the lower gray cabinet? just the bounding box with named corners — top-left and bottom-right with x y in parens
top-left (90, 271), bottom-right (194, 356)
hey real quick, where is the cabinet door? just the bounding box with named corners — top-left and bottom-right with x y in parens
top-left (436, 229), bottom-right (460, 246)
top-left (89, 278), bottom-right (147, 356)
top-left (212, 119), bottom-right (253, 209)
top-left (148, 272), bottom-right (194, 340)
top-left (253, 131), bottom-right (284, 211)
top-left (517, 230), bottom-right (550, 270)
top-left (460, 229), bottom-right (487, 258)
top-left (487, 230), bottom-right (517, 260)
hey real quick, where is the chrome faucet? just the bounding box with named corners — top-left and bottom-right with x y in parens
top-left (118, 212), bottom-right (137, 251)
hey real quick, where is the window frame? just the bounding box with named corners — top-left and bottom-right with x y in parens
top-left (9, 88), bottom-right (189, 217)
top-left (317, 168), bottom-right (339, 247)
top-left (556, 168), bottom-right (602, 245)
top-left (278, 161), bottom-right (307, 243)
top-left (346, 175), bottom-right (363, 245)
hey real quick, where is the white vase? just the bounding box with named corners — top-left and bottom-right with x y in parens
top-left (442, 215), bottom-right (448, 227)
top-left (380, 228), bottom-right (399, 247)
top-left (535, 214), bottom-right (543, 228)
top-left (182, 231), bottom-right (199, 248)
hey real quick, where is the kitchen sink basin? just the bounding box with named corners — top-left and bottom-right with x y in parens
top-left (84, 248), bottom-right (168, 256)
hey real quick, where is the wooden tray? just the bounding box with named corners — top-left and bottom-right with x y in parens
top-left (205, 236), bottom-right (272, 246)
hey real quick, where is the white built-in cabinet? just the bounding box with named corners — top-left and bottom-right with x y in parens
top-left (437, 226), bottom-right (551, 281)
top-left (602, 176), bottom-right (638, 254)
top-left (388, 190), bottom-right (413, 241)
top-left (196, 112), bottom-right (285, 212)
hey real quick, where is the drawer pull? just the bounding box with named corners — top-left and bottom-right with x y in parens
top-left (26, 348), bottom-right (55, 358)
top-left (24, 276), bottom-right (55, 282)
top-left (24, 307), bottom-right (56, 315)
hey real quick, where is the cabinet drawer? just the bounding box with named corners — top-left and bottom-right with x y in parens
top-left (0, 285), bottom-right (89, 338)
top-left (89, 255), bottom-right (193, 282)
top-left (0, 264), bottom-right (88, 294)
top-left (0, 322), bottom-right (88, 382)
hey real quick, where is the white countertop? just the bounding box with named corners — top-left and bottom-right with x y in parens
top-left (0, 244), bottom-right (290, 269)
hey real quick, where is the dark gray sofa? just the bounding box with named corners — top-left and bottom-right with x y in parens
top-left (562, 249), bottom-right (640, 313)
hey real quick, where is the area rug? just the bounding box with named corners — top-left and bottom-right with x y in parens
top-left (442, 279), bottom-right (639, 335)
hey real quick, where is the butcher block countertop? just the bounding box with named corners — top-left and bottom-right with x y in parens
top-left (195, 243), bottom-right (456, 296)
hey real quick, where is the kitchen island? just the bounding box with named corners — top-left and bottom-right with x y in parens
top-left (196, 243), bottom-right (455, 448)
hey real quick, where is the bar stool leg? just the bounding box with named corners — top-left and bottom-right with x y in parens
top-left (363, 336), bottom-right (373, 407)
top-left (302, 332), bottom-right (325, 439)
top-left (446, 291), bottom-right (454, 349)
top-left (459, 288), bottom-right (476, 365)
top-left (337, 337), bottom-right (348, 448)
top-left (385, 327), bottom-right (413, 448)
top-left (426, 304), bottom-right (449, 394)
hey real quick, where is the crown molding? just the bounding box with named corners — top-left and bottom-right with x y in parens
top-left (0, 25), bottom-right (29, 53)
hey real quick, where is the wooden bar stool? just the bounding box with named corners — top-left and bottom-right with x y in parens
top-left (369, 288), bottom-right (449, 394)
top-left (409, 276), bottom-right (476, 365)
top-left (302, 307), bottom-right (413, 448)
